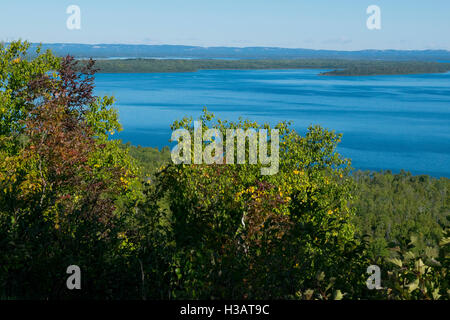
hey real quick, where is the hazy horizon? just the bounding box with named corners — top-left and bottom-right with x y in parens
top-left (5, 42), bottom-right (450, 53)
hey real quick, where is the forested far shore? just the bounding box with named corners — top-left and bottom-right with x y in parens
top-left (81, 58), bottom-right (450, 76)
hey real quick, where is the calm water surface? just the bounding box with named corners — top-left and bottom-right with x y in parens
top-left (94, 69), bottom-right (450, 177)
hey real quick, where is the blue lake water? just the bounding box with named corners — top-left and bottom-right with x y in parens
top-left (94, 69), bottom-right (450, 177)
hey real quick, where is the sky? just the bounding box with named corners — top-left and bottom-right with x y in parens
top-left (1, 0), bottom-right (449, 50)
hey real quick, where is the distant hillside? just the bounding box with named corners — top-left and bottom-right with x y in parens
top-left (82, 58), bottom-right (450, 76)
top-left (23, 43), bottom-right (450, 62)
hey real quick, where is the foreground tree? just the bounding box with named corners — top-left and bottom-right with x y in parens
top-left (0, 41), bottom-right (142, 299)
top-left (154, 109), bottom-right (369, 299)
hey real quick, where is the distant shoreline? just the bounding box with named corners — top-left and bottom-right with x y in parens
top-left (83, 58), bottom-right (450, 76)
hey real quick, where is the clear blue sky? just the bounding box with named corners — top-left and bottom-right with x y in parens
top-left (1, 0), bottom-right (449, 50)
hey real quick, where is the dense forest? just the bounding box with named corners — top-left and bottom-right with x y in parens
top-left (123, 144), bottom-right (450, 259)
top-left (86, 58), bottom-right (450, 76)
top-left (1, 41), bottom-right (449, 300)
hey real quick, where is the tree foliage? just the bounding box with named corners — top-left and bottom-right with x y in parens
top-left (0, 41), bottom-right (142, 298)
